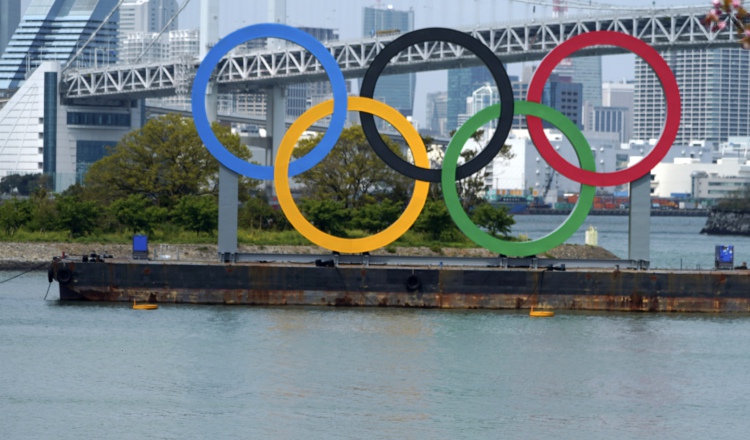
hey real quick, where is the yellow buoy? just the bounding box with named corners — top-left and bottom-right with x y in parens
top-left (530, 306), bottom-right (554, 317)
top-left (133, 299), bottom-right (158, 310)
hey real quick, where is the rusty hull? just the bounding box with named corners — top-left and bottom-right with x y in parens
top-left (51, 259), bottom-right (750, 312)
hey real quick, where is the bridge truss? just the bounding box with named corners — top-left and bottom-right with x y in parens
top-left (62, 7), bottom-right (736, 102)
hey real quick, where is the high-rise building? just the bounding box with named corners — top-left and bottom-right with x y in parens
top-left (119, 32), bottom-right (165, 63)
top-left (119, 0), bottom-right (178, 63)
top-left (553, 56), bottom-right (602, 130)
top-left (425, 91), bottom-right (448, 137)
top-left (0, 0), bottom-right (120, 91)
top-left (634, 48), bottom-right (750, 146)
top-left (0, 0), bottom-right (20, 60)
top-left (592, 106), bottom-right (630, 144)
top-left (447, 67), bottom-right (493, 133)
top-left (362, 6), bottom-right (415, 117)
top-left (120, 0), bottom-right (178, 33)
top-left (599, 81), bottom-right (634, 142)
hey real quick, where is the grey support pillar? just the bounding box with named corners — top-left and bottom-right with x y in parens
top-left (200, 0), bottom-right (236, 261)
top-left (265, 86), bottom-right (286, 202)
top-left (206, 82), bottom-right (239, 260)
top-left (628, 173), bottom-right (651, 263)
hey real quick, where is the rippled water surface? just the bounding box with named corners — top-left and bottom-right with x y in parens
top-left (512, 215), bottom-right (750, 269)
top-left (3, 272), bottom-right (750, 439)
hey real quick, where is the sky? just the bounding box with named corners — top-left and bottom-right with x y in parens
top-left (18, 0), bottom-right (712, 125)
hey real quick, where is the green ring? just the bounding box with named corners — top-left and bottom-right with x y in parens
top-left (441, 100), bottom-right (596, 257)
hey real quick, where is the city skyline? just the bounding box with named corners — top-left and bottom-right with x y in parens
top-left (11, 0), bottom-right (709, 128)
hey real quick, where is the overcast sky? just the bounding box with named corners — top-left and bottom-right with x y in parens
top-left (19, 0), bottom-right (711, 125)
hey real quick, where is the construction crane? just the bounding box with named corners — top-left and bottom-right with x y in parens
top-left (530, 169), bottom-right (555, 209)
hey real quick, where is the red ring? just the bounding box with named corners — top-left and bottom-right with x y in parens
top-left (526, 31), bottom-right (681, 187)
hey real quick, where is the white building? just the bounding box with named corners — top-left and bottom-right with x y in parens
top-left (119, 0), bottom-right (178, 63)
top-left (648, 157), bottom-right (750, 199)
top-left (120, 0), bottom-right (178, 33)
top-left (119, 32), bottom-right (165, 63)
top-left (0, 62), bottom-right (141, 190)
top-left (484, 128), bottom-right (622, 204)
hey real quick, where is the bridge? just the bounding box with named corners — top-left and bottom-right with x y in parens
top-left (62, 6), bottom-right (734, 102)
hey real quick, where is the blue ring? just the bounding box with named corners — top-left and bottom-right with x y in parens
top-left (191, 24), bottom-right (348, 180)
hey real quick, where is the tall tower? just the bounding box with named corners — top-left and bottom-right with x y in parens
top-left (119, 0), bottom-right (179, 63)
top-left (0, 0), bottom-right (120, 91)
top-left (120, 0), bottom-right (178, 33)
top-left (0, 0), bottom-right (20, 59)
top-left (362, 5), bottom-right (416, 117)
top-left (447, 67), bottom-right (493, 133)
top-left (633, 48), bottom-right (750, 145)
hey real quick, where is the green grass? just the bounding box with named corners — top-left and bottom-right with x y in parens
top-left (0, 226), bottom-right (523, 250)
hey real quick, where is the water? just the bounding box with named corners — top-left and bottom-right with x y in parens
top-left (511, 214), bottom-right (750, 269)
top-left (3, 272), bottom-right (750, 439)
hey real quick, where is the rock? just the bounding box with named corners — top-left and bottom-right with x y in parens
top-left (701, 208), bottom-right (750, 236)
top-left (0, 241), bottom-right (618, 268)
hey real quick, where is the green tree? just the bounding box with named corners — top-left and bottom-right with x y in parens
top-left (414, 199), bottom-right (459, 241)
top-left (299, 199), bottom-right (351, 236)
top-left (84, 113), bottom-right (256, 210)
top-left (174, 195), bottom-right (218, 235)
top-left (292, 125), bottom-right (412, 209)
top-left (0, 198), bottom-right (32, 237)
top-left (430, 129), bottom-right (514, 211)
top-left (110, 194), bottom-right (168, 235)
top-left (24, 187), bottom-right (57, 232)
top-left (351, 198), bottom-right (404, 233)
top-left (471, 203), bottom-right (515, 238)
top-left (239, 194), bottom-right (289, 231)
top-left (55, 190), bottom-right (100, 237)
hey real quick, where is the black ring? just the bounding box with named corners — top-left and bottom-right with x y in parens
top-left (359, 28), bottom-right (514, 182)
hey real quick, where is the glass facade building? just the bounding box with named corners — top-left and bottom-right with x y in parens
top-left (447, 67), bottom-right (493, 134)
top-left (362, 6), bottom-right (415, 117)
top-left (0, 0), bottom-right (20, 60)
top-left (0, 0), bottom-right (120, 91)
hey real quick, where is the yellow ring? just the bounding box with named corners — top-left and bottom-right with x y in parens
top-left (274, 96), bottom-right (430, 253)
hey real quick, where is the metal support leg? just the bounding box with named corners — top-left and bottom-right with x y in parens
top-left (265, 86), bottom-right (286, 202)
top-left (205, 81), bottom-right (238, 260)
top-left (218, 165), bottom-right (238, 260)
top-left (628, 173), bottom-right (651, 264)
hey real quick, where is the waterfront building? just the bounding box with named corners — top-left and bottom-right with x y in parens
top-left (649, 157), bottom-right (750, 200)
top-left (634, 48), bottom-right (750, 146)
top-left (0, 0), bottom-right (119, 91)
top-left (362, 6), bottom-right (415, 117)
top-left (0, 62), bottom-right (142, 190)
top-left (0, 0), bottom-right (20, 60)
top-left (484, 128), bottom-right (621, 203)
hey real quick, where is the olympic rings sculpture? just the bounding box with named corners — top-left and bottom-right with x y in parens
top-left (192, 24), bottom-right (681, 257)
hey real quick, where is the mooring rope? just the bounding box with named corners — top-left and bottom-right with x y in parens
top-left (0, 262), bottom-right (49, 285)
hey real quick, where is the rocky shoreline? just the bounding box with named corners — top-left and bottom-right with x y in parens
top-left (701, 207), bottom-right (750, 236)
top-left (0, 241), bottom-right (620, 271)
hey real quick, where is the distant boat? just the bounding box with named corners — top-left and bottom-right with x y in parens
top-left (490, 197), bottom-right (529, 214)
top-left (530, 307), bottom-right (554, 318)
top-left (132, 300), bottom-right (157, 310)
